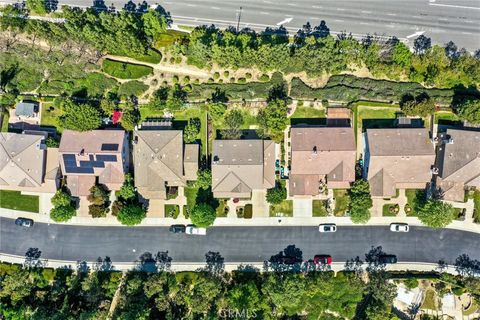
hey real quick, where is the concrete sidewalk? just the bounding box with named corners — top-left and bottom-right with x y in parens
top-left (2, 208), bottom-right (480, 234)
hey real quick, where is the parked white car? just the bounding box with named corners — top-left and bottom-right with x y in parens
top-left (318, 224), bottom-right (337, 233)
top-left (185, 225), bottom-right (207, 235)
top-left (390, 223), bottom-right (409, 232)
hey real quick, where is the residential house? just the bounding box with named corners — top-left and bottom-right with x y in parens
top-left (59, 130), bottom-right (128, 197)
top-left (364, 128), bottom-right (435, 198)
top-left (435, 129), bottom-right (480, 202)
top-left (289, 127), bottom-right (356, 196)
top-left (0, 132), bottom-right (59, 193)
top-left (132, 129), bottom-right (198, 199)
top-left (212, 139), bottom-right (275, 199)
top-left (15, 101), bottom-right (39, 118)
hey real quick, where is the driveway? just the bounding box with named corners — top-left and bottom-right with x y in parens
top-left (293, 198), bottom-right (312, 218)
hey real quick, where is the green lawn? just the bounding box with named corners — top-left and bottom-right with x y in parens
top-left (269, 200), bottom-right (293, 217)
top-left (357, 105), bottom-right (400, 132)
top-left (434, 111), bottom-right (460, 124)
top-left (312, 200), bottom-right (328, 217)
top-left (128, 48), bottom-right (162, 64)
top-left (102, 59), bottom-right (153, 79)
top-left (421, 289), bottom-right (439, 310)
top-left (184, 187), bottom-right (199, 209)
top-left (290, 107), bottom-right (326, 125)
top-left (1, 110), bottom-right (9, 132)
top-left (333, 189), bottom-right (350, 216)
top-left (382, 204), bottom-right (399, 216)
top-left (473, 190), bottom-right (480, 223)
top-left (41, 102), bottom-right (63, 132)
top-left (164, 204), bottom-right (180, 219)
top-left (154, 30), bottom-right (188, 48)
top-left (405, 189), bottom-right (424, 216)
top-left (0, 190), bottom-right (39, 213)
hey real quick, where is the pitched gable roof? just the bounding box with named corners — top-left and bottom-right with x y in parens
top-left (366, 128), bottom-right (435, 198)
top-left (289, 127), bottom-right (356, 196)
top-left (0, 133), bottom-right (45, 188)
top-left (212, 139), bottom-right (275, 198)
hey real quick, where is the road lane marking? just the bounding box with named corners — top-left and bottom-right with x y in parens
top-left (312, 5), bottom-right (322, 9)
top-left (211, 6), bottom-right (220, 10)
top-left (276, 17), bottom-right (293, 25)
top-left (429, 3), bottom-right (480, 10)
top-left (387, 13), bottom-right (397, 16)
top-left (361, 10), bottom-right (372, 14)
top-left (406, 31), bottom-right (425, 38)
top-left (260, 12), bottom-right (270, 15)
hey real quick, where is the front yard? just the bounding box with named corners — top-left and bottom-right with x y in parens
top-left (269, 200), bottom-right (293, 217)
top-left (333, 189), bottom-right (350, 216)
top-left (0, 190), bottom-right (39, 213)
top-left (405, 189), bottom-right (425, 216)
top-left (473, 190), bottom-right (480, 223)
top-left (382, 204), bottom-right (399, 216)
top-left (312, 200), bottom-right (328, 217)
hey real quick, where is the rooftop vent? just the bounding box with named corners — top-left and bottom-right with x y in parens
top-left (312, 146), bottom-right (317, 155)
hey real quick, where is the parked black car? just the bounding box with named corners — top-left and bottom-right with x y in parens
top-left (378, 254), bottom-right (398, 264)
top-left (15, 217), bottom-right (34, 228)
top-left (169, 224), bottom-right (186, 233)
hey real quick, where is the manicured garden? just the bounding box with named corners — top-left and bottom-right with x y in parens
top-left (473, 190), bottom-right (480, 223)
top-left (0, 190), bottom-right (39, 213)
top-left (164, 204), bottom-right (180, 219)
top-left (405, 189), bottom-right (424, 216)
top-left (382, 204), bottom-right (399, 216)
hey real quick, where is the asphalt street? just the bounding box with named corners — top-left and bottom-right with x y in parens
top-left (1, 218), bottom-right (479, 265)
top-left (1, 0), bottom-right (478, 50)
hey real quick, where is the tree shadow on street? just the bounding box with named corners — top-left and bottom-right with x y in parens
top-left (93, 256), bottom-right (114, 271)
top-left (202, 251), bottom-right (224, 276)
top-left (24, 248), bottom-right (44, 269)
top-left (266, 244), bottom-right (303, 272)
top-left (135, 251), bottom-right (173, 272)
top-left (454, 253), bottom-right (480, 276)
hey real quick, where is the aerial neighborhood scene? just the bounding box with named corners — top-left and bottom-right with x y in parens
top-left (0, 0), bottom-right (480, 318)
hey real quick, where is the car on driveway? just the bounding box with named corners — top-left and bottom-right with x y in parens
top-left (15, 217), bottom-right (34, 228)
top-left (319, 224), bottom-right (337, 233)
top-left (313, 255), bottom-right (332, 265)
top-left (169, 224), bottom-right (186, 233)
top-left (379, 254), bottom-right (398, 264)
top-left (185, 225), bottom-right (207, 235)
top-left (390, 223), bottom-right (409, 232)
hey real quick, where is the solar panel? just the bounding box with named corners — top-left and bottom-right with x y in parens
top-left (65, 166), bottom-right (94, 174)
top-left (101, 143), bottom-right (119, 151)
top-left (79, 161), bottom-right (94, 168)
top-left (96, 155), bottom-right (117, 162)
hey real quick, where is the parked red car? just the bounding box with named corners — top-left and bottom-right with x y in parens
top-left (313, 255), bottom-right (332, 265)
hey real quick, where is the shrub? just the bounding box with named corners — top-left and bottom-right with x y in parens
top-left (348, 180), bottom-right (373, 224)
top-left (169, 57), bottom-right (175, 64)
top-left (195, 169), bottom-right (212, 189)
top-left (116, 204), bottom-right (146, 226)
top-left (223, 71), bottom-right (230, 77)
top-left (244, 204), bottom-right (253, 219)
top-left (88, 204), bottom-right (108, 218)
top-left (266, 183), bottom-right (287, 205)
top-left (245, 72), bottom-right (252, 79)
top-left (208, 78), bottom-right (214, 84)
top-left (190, 203), bottom-right (216, 227)
top-left (50, 205), bottom-right (76, 222)
top-left (417, 199), bottom-right (455, 228)
top-left (213, 72), bottom-right (220, 79)
top-left (175, 56), bottom-right (182, 64)
top-left (118, 81), bottom-right (149, 98)
top-left (259, 74), bottom-right (270, 82)
top-left (182, 76), bottom-right (190, 84)
top-left (102, 59), bottom-right (153, 79)
top-left (230, 77), bottom-right (236, 82)
top-left (51, 190), bottom-right (71, 207)
top-left (237, 77), bottom-right (246, 84)
top-left (172, 75), bottom-right (179, 83)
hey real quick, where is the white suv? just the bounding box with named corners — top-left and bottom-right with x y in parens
top-left (390, 223), bottom-right (409, 232)
top-left (185, 225), bottom-right (207, 235)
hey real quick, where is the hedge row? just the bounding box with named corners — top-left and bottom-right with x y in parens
top-left (290, 75), bottom-right (480, 106)
top-left (188, 72), bottom-right (286, 101)
top-left (102, 59), bottom-right (153, 79)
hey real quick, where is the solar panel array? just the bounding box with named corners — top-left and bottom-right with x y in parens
top-left (63, 153), bottom-right (118, 174)
top-left (101, 143), bottom-right (119, 151)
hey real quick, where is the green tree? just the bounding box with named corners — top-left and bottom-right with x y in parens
top-left (349, 179), bottom-right (373, 224)
top-left (189, 203), bottom-right (216, 227)
top-left (87, 185), bottom-right (110, 206)
top-left (258, 99), bottom-right (288, 142)
top-left (417, 199), bottom-right (455, 228)
top-left (0, 271), bottom-right (34, 305)
top-left (118, 173), bottom-right (136, 201)
top-left (195, 169), bottom-right (211, 189)
top-left (120, 108), bottom-right (140, 131)
top-left (226, 281), bottom-right (264, 313)
top-left (208, 102), bottom-right (227, 121)
top-left (116, 204), bottom-right (146, 226)
top-left (26, 0), bottom-right (47, 14)
top-left (456, 99), bottom-right (480, 124)
top-left (401, 95), bottom-right (436, 117)
top-left (60, 100), bottom-right (102, 132)
top-left (142, 10), bottom-right (167, 40)
top-left (50, 205), bottom-right (76, 222)
top-left (51, 189), bottom-right (71, 207)
top-left (184, 118), bottom-right (201, 143)
top-left (223, 109), bottom-right (244, 139)
top-left (266, 183), bottom-right (287, 205)
top-left (262, 273), bottom-right (305, 316)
